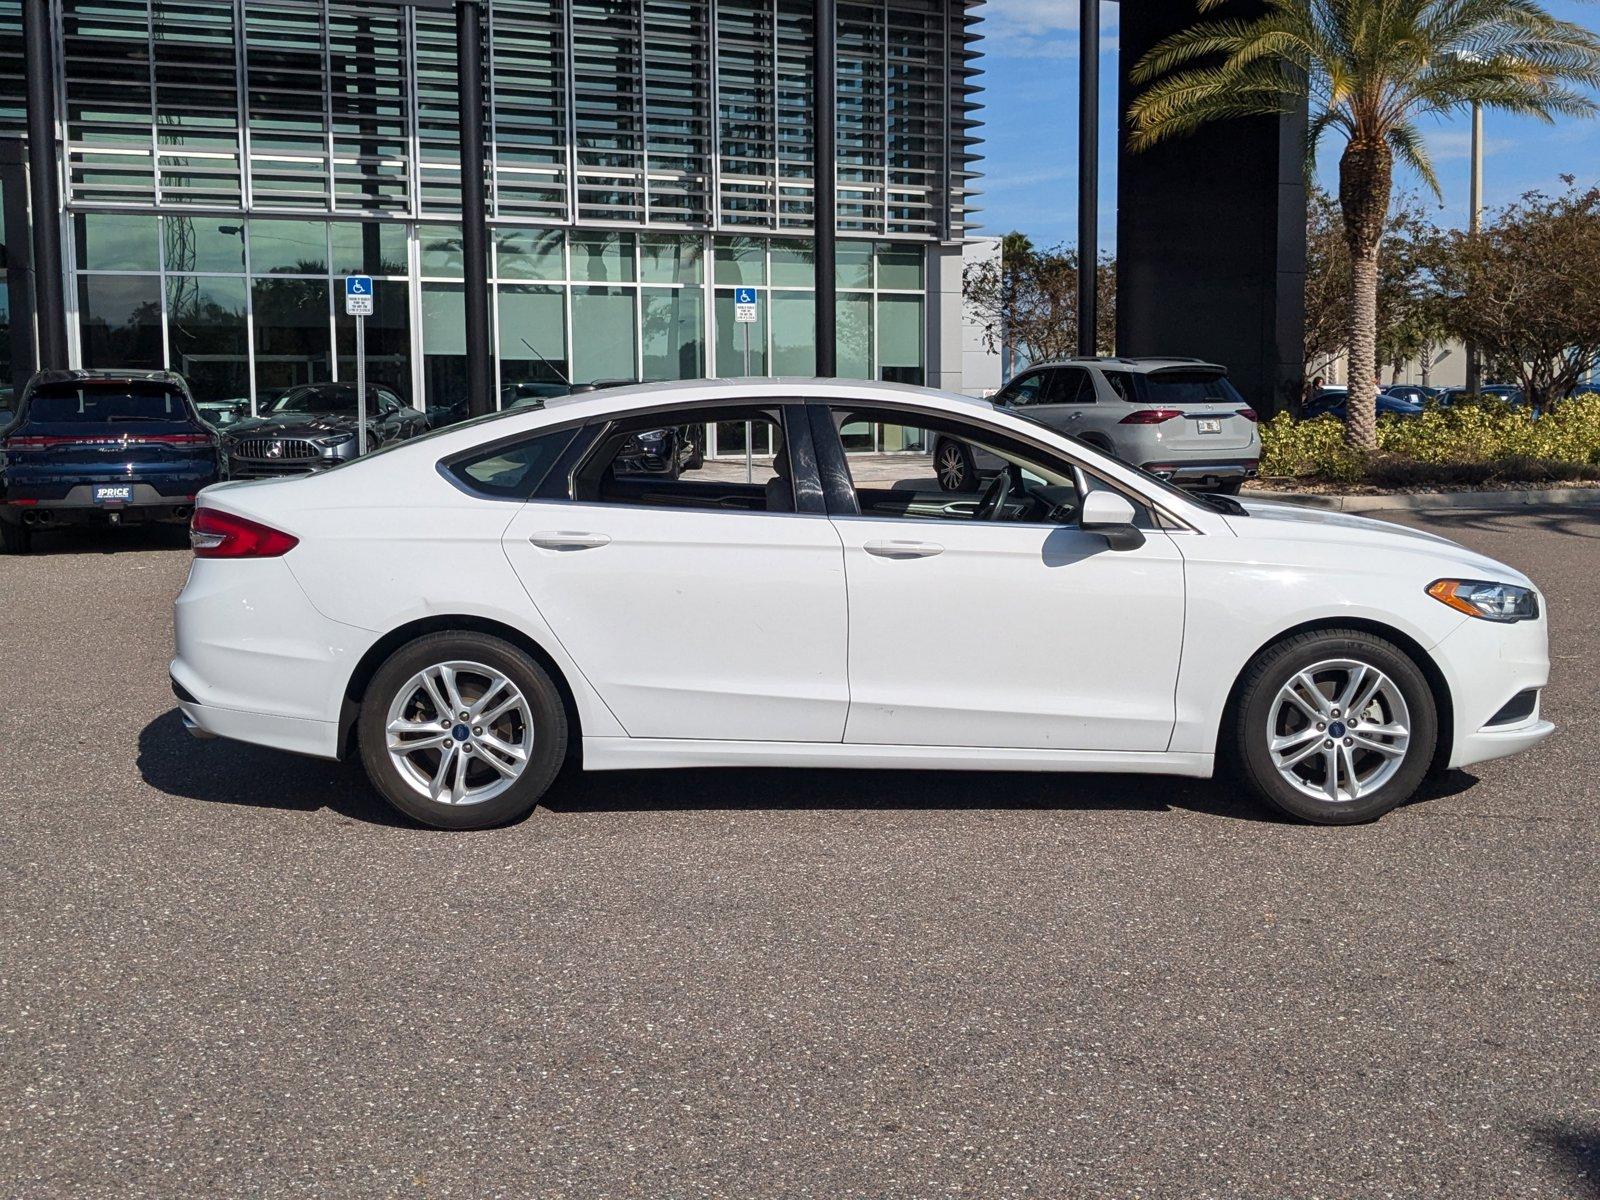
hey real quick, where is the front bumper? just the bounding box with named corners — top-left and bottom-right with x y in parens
top-left (1431, 606), bottom-right (1556, 770)
top-left (227, 456), bottom-right (342, 480)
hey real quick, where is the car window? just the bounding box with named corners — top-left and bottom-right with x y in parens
top-left (1103, 371), bottom-right (1136, 402)
top-left (571, 404), bottom-right (796, 514)
top-left (26, 381), bottom-right (188, 423)
top-left (1045, 368), bottom-right (1091, 404)
top-left (1137, 370), bottom-right (1245, 406)
top-left (1000, 373), bottom-right (1048, 406)
top-left (445, 427), bottom-right (580, 499)
top-left (827, 403), bottom-right (1106, 527)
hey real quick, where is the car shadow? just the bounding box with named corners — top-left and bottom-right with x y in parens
top-left (1395, 502), bottom-right (1600, 540)
top-left (18, 522), bottom-right (190, 557)
top-left (1528, 1121), bottom-right (1600, 1199)
top-left (140, 707), bottom-right (1482, 828)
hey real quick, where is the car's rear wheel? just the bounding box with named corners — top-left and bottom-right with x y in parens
top-left (0, 519), bottom-right (32, 555)
top-left (934, 439), bottom-right (975, 492)
top-left (684, 428), bottom-right (705, 470)
top-left (358, 632), bottom-right (568, 830)
top-left (1233, 629), bottom-right (1437, 824)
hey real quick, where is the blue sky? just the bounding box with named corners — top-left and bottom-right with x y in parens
top-left (975, 0), bottom-right (1600, 250)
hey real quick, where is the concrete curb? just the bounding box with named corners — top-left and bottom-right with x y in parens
top-left (1246, 486), bottom-right (1600, 514)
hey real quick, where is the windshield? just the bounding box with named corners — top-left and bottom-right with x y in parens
top-left (27, 381), bottom-right (188, 423)
top-left (1136, 371), bottom-right (1246, 407)
top-left (267, 384), bottom-right (364, 415)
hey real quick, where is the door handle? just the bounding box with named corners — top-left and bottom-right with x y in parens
top-left (864, 540), bottom-right (944, 560)
top-left (528, 531), bottom-right (611, 550)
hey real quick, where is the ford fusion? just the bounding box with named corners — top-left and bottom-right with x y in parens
top-left (172, 379), bottom-right (1553, 829)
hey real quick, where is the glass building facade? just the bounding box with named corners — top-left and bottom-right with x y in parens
top-left (0, 0), bottom-right (981, 426)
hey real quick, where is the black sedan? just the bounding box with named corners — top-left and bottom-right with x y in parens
top-left (1302, 390), bottom-right (1424, 421)
top-left (225, 382), bottom-right (427, 479)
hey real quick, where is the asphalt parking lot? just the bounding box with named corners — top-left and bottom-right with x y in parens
top-left (1, 507), bottom-right (1596, 1199)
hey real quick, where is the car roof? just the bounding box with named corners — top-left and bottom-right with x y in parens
top-left (535, 376), bottom-right (996, 415)
top-left (1016, 356), bottom-right (1229, 375)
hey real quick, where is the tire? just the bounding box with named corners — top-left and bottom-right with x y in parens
top-left (358, 631), bottom-right (569, 830)
top-left (0, 519), bottom-right (32, 555)
top-left (934, 438), bottom-right (975, 492)
top-left (684, 428), bottom-right (705, 470)
top-left (1232, 629), bottom-right (1438, 824)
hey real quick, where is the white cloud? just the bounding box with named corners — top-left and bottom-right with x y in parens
top-left (978, 0), bottom-right (1118, 59)
top-left (1426, 129), bottom-right (1514, 162)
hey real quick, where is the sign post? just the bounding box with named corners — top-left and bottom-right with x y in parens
top-left (344, 275), bottom-right (374, 456)
top-left (733, 287), bottom-right (759, 481)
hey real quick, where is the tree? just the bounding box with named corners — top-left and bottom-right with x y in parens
top-left (963, 236), bottom-right (1116, 367)
top-left (1127, 0), bottom-right (1600, 450)
top-left (1428, 180), bottom-right (1600, 409)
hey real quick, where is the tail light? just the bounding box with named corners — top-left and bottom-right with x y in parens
top-left (1236, 408), bottom-right (1258, 422)
top-left (190, 507), bottom-right (298, 558)
top-left (1119, 408), bottom-right (1183, 425)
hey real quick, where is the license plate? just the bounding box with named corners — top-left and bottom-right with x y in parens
top-left (93, 484), bottom-right (134, 504)
top-left (1197, 418), bottom-right (1223, 434)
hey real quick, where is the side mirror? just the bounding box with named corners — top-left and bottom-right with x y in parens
top-left (1079, 490), bottom-right (1145, 551)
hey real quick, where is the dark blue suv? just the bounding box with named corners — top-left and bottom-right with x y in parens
top-left (0, 370), bottom-right (222, 554)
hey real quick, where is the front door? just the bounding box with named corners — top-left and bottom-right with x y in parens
top-left (819, 402), bottom-right (1186, 752)
top-left (500, 403), bottom-right (850, 742)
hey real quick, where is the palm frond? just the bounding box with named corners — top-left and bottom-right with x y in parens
top-left (1386, 121), bottom-right (1441, 198)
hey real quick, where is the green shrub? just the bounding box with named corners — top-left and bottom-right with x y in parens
top-left (1259, 394), bottom-right (1600, 486)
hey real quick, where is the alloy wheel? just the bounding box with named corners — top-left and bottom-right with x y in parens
top-left (1266, 658), bottom-right (1411, 804)
top-left (937, 444), bottom-right (968, 490)
top-left (384, 660), bottom-right (535, 806)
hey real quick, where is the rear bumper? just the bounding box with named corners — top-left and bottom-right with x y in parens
top-left (2, 482), bottom-right (198, 524)
top-left (173, 682), bottom-right (341, 759)
top-left (1140, 459), bottom-right (1260, 486)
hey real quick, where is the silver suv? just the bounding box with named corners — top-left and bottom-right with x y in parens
top-left (936, 357), bottom-right (1261, 494)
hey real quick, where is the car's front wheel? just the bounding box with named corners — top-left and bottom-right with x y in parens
top-left (358, 632), bottom-right (568, 829)
top-left (934, 439), bottom-right (975, 492)
top-left (1233, 629), bottom-right (1438, 824)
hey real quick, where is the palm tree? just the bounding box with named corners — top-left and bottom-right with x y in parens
top-left (1126, 0), bottom-right (1600, 449)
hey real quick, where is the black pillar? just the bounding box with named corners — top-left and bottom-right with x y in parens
top-left (812, 0), bottom-right (837, 377)
top-left (456, 0), bottom-right (492, 414)
top-left (1, 138), bottom-right (38, 389)
top-left (22, 0), bottom-right (66, 370)
top-left (1116, 0), bottom-right (1306, 415)
top-left (1076, 0), bottom-right (1098, 356)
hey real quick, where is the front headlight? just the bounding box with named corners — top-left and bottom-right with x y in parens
top-left (1427, 579), bottom-right (1539, 623)
top-left (314, 432), bottom-right (354, 449)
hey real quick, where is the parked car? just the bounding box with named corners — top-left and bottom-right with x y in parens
top-left (0, 369), bottom-right (221, 554)
top-left (934, 358), bottom-right (1261, 495)
top-left (224, 381), bottom-right (427, 478)
top-left (1303, 391), bottom-right (1424, 420)
top-left (196, 398), bottom-right (250, 430)
top-left (1381, 384), bottom-right (1438, 406)
top-left (1434, 385), bottom-right (1526, 407)
top-left (172, 379), bottom-right (1552, 831)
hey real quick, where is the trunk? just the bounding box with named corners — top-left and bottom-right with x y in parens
top-left (1337, 139), bottom-right (1393, 452)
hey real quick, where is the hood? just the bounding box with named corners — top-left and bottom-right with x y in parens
top-left (1223, 497), bottom-right (1534, 588)
top-left (227, 412), bottom-right (367, 438)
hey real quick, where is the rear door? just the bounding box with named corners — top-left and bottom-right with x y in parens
top-left (500, 401), bottom-right (851, 743)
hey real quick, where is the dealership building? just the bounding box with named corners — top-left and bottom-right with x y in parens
top-left (0, 0), bottom-right (985, 448)
top-left (0, 0), bottom-right (1307, 429)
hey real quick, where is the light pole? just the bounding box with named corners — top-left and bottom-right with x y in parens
top-left (1465, 99), bottom-right (1483, 394)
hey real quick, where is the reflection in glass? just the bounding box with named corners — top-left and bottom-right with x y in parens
top-left (837, 291), bottom-right (872, 380)
top-left (498, 285), bottom-right (568, 391)
top-left (421, 282), bottom-right (465, 409)
top-left (640, 235), bottom-right (702, 285)
top-left (332, 222), bottom-right (408, 275)
top-left (570, 232), bottom-right (635, 283)
top-left (571, 287), bottom-right (637, 381)
top-left (74, 214), bottom-right (160, 272)
top-left (878, 295), bottom-right (924, 385)
top-left (770, 239), bottom-right (815, 288)
top-left (496, 227), bottom-right (564, 281)
top-left (770, 291), bottom-right (815, 375)
top-left (336, 279), bottom-right (412, 400)
top-left (249, 219), bottom-right (329, 274)
top-left (164, 218), bottom-right (246, 273)
top-left (836, 240), bottom-right (872, 289)
top-left (78, 274), bottom-right (163, 370)
top-left (876, 243), bottom-right (925, 290)
top-left (419, 225), bottom-right (464, 277)
top-left (251, 276), bottom-right (332, 397)
top-left (713, 237), bottom-right (765, 286)
top-left (166, 276), bottom-right (249, 403)
top-left (641, 287), bottom-right (704, 380)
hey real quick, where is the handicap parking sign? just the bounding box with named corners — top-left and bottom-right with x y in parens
top-left (344, 275), bottom-right (374, 316)
top-left (733, 285), bottom-right (758, 323)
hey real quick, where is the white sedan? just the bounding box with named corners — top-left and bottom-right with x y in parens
top-left (171, 379), bottom-right (1554, 829)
